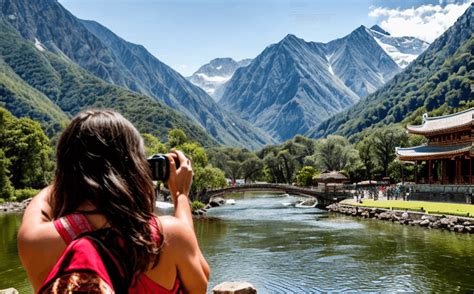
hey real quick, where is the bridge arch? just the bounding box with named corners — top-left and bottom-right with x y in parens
top-left (202, 183), bottom-right (351, 208)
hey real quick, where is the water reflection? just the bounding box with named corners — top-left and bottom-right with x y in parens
top-left (0, 193), bottom-right (473, 293)
top-left (0, 213), bottom-right (31, 293)
top-left (195, 193), bottom-right (474, 293)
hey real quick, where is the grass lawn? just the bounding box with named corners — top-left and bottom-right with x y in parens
top-left (341, 199), bottom-right (474, 217)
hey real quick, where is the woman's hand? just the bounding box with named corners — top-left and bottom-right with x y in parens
top-left (166, 150), bottom-right (193, 201)
top-left (166, 150), bottom-right (194, 228)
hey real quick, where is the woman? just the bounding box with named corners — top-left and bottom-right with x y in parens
top-left (17, 109), bottom-right (210, 293)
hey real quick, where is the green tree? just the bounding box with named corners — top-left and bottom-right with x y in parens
top-left (370, 127), bottom-right (408, 178)
top-left (356, 138), bottom-right (376, 180)
top-left (314, 135), bottom-right (357, 171)
top-left (239, 155), bottom-right (264, 183)
top-left (0, 149), bottom-right (14, 199)
top-left (192, 165), bottom-right (226, 199)
top-left (167, 129), bottom-right (188, 148)
top-left (180, 142), bottom-right (208, 168)
top-left (0, 109), bottom-right (53, 188)
top-left (142, 133), bottom-right (166, 156)
top-left (296, 166), bottom-right (318, 187)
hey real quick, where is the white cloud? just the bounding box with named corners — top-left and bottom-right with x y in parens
top-left (369, 1), bottom-right (472, 42)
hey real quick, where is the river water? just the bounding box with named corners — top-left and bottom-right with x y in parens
top-left (1, 193), bottom-right (473, 293)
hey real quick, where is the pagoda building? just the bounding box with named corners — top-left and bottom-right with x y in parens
top-left (396, 108), bottom-right (473, 188)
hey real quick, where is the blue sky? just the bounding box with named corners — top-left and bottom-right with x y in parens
top-left (59, 0), bottom-right (471, 76)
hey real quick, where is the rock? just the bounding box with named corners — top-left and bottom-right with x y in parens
top-left (192, 209), bottom-right (206, 216)
top-left (0, 288), bottom-right (19, 294)
top-left (440, 218), bottom-right (450, 226)
top-left (453, 225), bottom-right (465, 233)
top-left (401, 212), bottom-right (409, 219)
top-left (209, 197), bottom-right (226, 207)
top-left (212, 282), bottom-right (257, 294)
top-left (411, 220), bottom-right (421, 226)
top-left (447, 216), bottom-right (458, 224)
top-left (420, 219), bottom-right (430, 227)
top-left (462, 221), bottom-right (472, 226)
top-left (378, 212), bottom-right (392, 220)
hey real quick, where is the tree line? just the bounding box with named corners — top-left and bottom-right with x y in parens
top-left (1, 106), bottom-right (424, 203)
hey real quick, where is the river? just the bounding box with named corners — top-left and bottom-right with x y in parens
top-left (1, 193), bottom-right (473, 293)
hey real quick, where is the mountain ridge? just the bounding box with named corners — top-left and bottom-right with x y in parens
top-left (218, 25), bottom-right (428, 141)
top-left (0, 0), bottom-right (273, 149)
top-left (306, 4), bottom-right (473, 141)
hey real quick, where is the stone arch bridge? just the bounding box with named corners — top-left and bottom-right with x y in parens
top-left (201, 183), bottom-right (352, 208)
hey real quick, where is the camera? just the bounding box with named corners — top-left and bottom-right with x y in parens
top-left (147, 153), bottom-right (180, 182)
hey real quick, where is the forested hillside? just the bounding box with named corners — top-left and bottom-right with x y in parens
top-left (0, 21), bottom-right (215, 145)
top-left (308, 4), bottom-right (473, 141)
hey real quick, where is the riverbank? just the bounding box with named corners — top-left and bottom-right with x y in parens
top-left (0, 199), bottom-right (31, 213)
top-left (328, 202), bottom-right (474, 234)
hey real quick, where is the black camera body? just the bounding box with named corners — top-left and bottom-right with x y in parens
top-left (147, 154), bottom-right (180, 182)
top-left (148, 154), bottom-right (170, 182)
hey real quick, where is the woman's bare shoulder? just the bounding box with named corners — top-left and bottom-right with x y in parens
top-left (156, 215), bottom-right (197, 252)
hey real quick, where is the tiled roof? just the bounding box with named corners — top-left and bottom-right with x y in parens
top-left (314, 171), bottom-right (348, 181)
top-left (396, 143), bottom-right (472, 159)
top-left (406, 108), bottom-right (473, 134)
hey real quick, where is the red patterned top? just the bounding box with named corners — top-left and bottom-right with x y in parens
top-left (50, 213), bottom-right (182, 293)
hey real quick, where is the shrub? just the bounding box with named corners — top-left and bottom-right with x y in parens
top-left (0, 198), bottom-right (4, 204)
top-left (191, 200), bottom-right (205, 212)
top-left (14, 188), bottom-right (39, 202)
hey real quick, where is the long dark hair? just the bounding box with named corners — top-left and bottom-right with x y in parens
top-left (51, 109), bottom-right (160, 276)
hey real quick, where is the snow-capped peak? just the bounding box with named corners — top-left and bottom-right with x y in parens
top-left (367, 26), bottom-right (429, 68)
top-left (188, 57), bottom-right (252, 101)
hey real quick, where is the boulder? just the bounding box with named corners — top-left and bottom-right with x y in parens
top-left (0, 288), bottom-right (19, 294)
top-left (419, 219), bottom-right (430, 227)
top-left (440, 218), bottom-right (450, 227)
top-left (212, 282), bottom-right (257, 294)
top-left (401, 212), bottom-right (409, 219)
top-left (209, 197), bottom-right (226, 208)
top-left (453, 225), bottom-right (465, 233)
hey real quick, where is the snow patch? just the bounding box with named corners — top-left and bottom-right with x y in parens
top-left (34, 38), bottom-right (47, 52)
top-left (7, 14), bottom-right (16, 20)
top-left (327, 64), bottom-right (335, 75)
top-left (216, 65), bottom-right (223, 70)
top-left (370, 29), bottom-right (429, 68)
top-left (374, 38), bottom-right (418, 68)
top-left (195, 73), bottom-right (231, 83)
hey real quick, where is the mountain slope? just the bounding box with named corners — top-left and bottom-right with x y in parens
top-left (325, 25), bottom-right (403, 98)
top-left (188, 57), bottom-right (252, 101)
top-left (307, 4), bottom-right (473, 141)
top-left (220, 34), bottom-right (361, 141)
top-left (369, 25), bottom-right (430, 69)
top-left (0, 21), bottom-right (215, 145)
top-left (80, 20), bottom-right (272, 149)
top-left (0, 0), bottom-right (272, 149)
top-left (219, 24), bottom-right (428, 142)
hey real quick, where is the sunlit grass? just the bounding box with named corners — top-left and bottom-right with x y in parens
top-left (341, 199), bottom-right (474, 217)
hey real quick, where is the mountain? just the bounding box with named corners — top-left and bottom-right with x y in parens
top-left (307, 4), bottom-right (473, 141)
top-left (0, 0), bottom-right (272, 149)
top-left (368, 25), bottom-right (430, 68)
top-left (0, 20), bottom-right (215, 145)
top-left (219, 26), bottom-right (428, 142)
top-left (188, 57), bottom-right (252, 101)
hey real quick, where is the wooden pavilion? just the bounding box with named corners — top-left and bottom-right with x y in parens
top-left (396, 108), bottom-right (473, 185)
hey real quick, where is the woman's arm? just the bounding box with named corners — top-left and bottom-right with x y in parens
top-left (17, 186), bottom-right (65, 290)
top-left (166, 150), bottom-right (211, 291)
